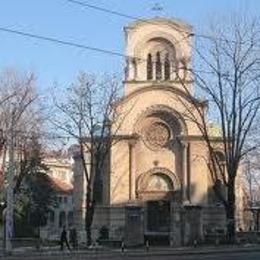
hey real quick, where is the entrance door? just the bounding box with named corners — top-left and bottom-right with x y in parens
top-left (146, 200), bottom-right (171, 245)
top-left (147, 200), bottom-right (170, 232)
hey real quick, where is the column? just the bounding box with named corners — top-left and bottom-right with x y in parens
top-left (128, 58), bottom-right (136, 80)
top-left (170, 202), bottom-right (182, 247)
top-left (186, 143), bottom-right (191, 201)
top-left (152, 55), bottom-right (156, 80)
top-left (125, 205), bottom-right (144, 246)
top-left (54, 210), bottom-right (59, 233)
top-left (161, 56), bottom-right (165, 80)
top-left (181, 141), bottom-right (189, 203)
top-left (128, 140), bottom-right (137, 201)
top-left (171, 61), bottom-right (177, 80)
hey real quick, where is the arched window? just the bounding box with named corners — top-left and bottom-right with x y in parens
top-left (147, 53), bottom-right (153, 80)
top-left (156, 52), bottom-right (162, 80)
top-left (164, 54), bottom-right (170, 80)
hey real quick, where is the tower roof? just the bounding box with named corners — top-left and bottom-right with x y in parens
top-left (125, 17), bottom-right (192, 34)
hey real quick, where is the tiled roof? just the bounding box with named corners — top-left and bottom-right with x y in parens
top-left (48, 175), bottom-right (73, 194)
top-left (0, 168), bottom-right (73, 194)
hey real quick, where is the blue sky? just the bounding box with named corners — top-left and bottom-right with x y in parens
top-left (0, 0), bottom-right (258, 91)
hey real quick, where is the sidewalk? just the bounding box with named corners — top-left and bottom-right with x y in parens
top-left (118, 244), bottom-right (260, 257)
top-left (1, 244), bottom-right (260, 258)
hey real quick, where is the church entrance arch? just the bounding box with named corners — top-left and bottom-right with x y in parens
top-left (137, 168), bottom-right (180, 245)
top-left (136, 167), bottom-right (180, 200)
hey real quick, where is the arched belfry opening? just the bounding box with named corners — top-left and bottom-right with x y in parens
top-left (126, 34), bottom-right (180, 82)
top-left (144, 37), bottom-right (176, 81)
top-left (146, 50), bottom-right (173, 81)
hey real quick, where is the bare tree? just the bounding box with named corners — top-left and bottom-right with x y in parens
top-left (0, 69), bottom-right (44, 251)
top-left (52, 72), bottom-right (123, 245)
top-left (242, 151), bottom-right (260, 230)
top-left (175, 15), bottom-right (260, 242)
top-left (0, 69), bottom-right (41, 190)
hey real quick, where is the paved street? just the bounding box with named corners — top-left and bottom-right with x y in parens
top-left (3, 251), bottom-right (260, 260)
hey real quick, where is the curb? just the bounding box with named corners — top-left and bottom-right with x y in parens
top-left (123, 247), bottom-right (260, 257)
top-left (1, 246), bottom-right (260, 259)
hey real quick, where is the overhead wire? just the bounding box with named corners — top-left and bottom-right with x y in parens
top-left (64, 0), bottom-right (248, 76)
top-left (0, 7), bottom-right (247, 144)
top-left (1, 0), bottom-right (241, 76)
top-left (66, 0), bottom-right (192, 36)
top-left (0, 25), bottom-right (189, 70)
top-left (65, 0), bottom-right (245, 45)
top-left (0, 25), bottom-right (218, 81)
top-left (0, 1), bottom-right (250, 80)
top-left (0, 26), bottom-right (127, 58)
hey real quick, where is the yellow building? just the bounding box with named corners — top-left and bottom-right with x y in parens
top-left (74, 18), bottom-right (245, 246)
top-left (41, 156), bottom-right (74, 240)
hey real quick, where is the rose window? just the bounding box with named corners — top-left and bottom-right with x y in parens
top-left (144, 122), bottom-right (170, 149)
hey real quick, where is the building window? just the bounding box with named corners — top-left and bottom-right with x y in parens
top-left (213, 151), bottom-right (226, 183)
top-left (68, 211), bottom-right (74, 226)
top-left (59, 211), bottom-right (66, 227)
top-left (156, 52), bottom-right (162, 80)
top-left (147, 53), bottom-right (153, 80)
top-left (49, 210), bottom-right (55, 224)
top-left (209, 151), bottom-right (227, 204)
top-left (64, 196), bottom-right (68, 204)
top-left (164, 53), bottom-right (170, 80)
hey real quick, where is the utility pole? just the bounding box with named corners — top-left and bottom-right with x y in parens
top-left (4, 110), bottom-right (15, 254)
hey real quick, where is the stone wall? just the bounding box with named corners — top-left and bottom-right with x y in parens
top-left (203, 206), bottom-right (226, 234)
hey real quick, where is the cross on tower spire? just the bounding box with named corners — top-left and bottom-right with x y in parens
top-left (151, 3), bottom-right (164, 17)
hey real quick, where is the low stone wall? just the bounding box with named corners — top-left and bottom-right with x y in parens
top-left (237, 231), bottom-right (260, 244)
top-left (203, 231), bottom-right (260, 245)
top-left (11, 237), bottom-right (59, 249)
top-left (203, 206), bottom-right (226, 233)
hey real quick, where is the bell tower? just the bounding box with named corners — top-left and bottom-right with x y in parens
top-left (124, 18), bottom-right (193, 95)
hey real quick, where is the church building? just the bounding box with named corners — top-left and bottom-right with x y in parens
top-left (73, 18), bottom-right (245, 246)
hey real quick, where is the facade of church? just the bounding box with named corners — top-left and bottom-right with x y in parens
top-left (73, 18), bottom-right (246, 246)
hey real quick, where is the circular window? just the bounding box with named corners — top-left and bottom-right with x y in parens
top-left (144, 122), bottom-right (170, 149)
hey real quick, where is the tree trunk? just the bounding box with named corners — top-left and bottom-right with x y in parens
top-left (256, 211), bottom-right (260, 231)
top-left (226, 179), bottom-right (236, 244)
top-left (85, 185), bottom-right (95, 247)
top-left (85, 191), bottom-right (91, 246)
top-left (86, 224), bottom-right (92, 247)
top-left (85, 205), bottom-right (95, 246)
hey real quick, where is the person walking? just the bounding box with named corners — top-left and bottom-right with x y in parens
top-left (60, 226), bottom-right (71, 251)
